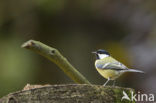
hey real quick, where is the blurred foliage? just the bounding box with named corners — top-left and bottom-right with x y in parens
top-left (0, 0), bottom-right (156, 97)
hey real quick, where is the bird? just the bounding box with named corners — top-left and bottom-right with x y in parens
top-left (92, 49), bottom-right (144, 86)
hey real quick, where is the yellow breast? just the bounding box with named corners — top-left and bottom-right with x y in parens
top-left (96, 68), bottom-right (121, 80)
top-left (95, 56), bottom-right (123, 80)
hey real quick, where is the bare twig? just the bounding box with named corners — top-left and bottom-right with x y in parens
top-left (21, 40), bottom-right (90, 84)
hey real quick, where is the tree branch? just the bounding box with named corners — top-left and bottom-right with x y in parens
top-left (21, 40), bottom-right (90, 84)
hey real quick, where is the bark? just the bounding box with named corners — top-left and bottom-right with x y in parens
top-left (0, 84), bottom-right (135, 103)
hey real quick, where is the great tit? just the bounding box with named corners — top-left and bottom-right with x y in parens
top-left (92, 49), bottom-right (144, 86)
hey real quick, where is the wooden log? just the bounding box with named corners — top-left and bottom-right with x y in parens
top-left (0, 84), bottom-right (135, 103)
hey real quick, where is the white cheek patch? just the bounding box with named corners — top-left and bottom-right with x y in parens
top-left (98, 54), bottom-right (109, 59)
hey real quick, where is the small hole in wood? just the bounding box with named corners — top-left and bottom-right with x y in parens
top-left (50, 50), bottom-right (55, 55)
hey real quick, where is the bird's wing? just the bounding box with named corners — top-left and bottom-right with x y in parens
top-left (96, 62), bottom-right (127, 70)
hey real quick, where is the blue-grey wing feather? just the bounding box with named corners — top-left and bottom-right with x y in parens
top-left (96, 62), bottom-right (127, 70)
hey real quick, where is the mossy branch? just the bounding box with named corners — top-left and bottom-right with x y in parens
top-left (0, 84), bottom-right (135, 103)
top-left (21, 40), bottom-right (90, 84)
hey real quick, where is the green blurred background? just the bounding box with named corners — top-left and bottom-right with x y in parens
top-left (0, 0), bottom-right (156, 97)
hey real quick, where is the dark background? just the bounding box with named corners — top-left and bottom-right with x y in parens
top-left (0, 0), bottom-right (156, 97)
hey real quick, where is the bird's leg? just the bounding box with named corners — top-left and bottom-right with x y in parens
top-left (113, 80), bottom-right (116, 86)
top-left (103, 77), bottom-right (110, 86)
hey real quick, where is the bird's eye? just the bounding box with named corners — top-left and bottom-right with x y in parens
top-left (98, 52), bottom-right (101, 54)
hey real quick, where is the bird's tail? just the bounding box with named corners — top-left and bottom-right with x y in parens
top-left (122, 69), bottom-right (145, 73)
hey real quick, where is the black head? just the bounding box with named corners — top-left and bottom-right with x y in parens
top-left (92, 49), bottom-right (110, 59)
top-left (92, 49), bottom-right (110, 55)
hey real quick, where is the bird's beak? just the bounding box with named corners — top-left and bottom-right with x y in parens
top-left (92, 51), bottom-right (97, 54)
